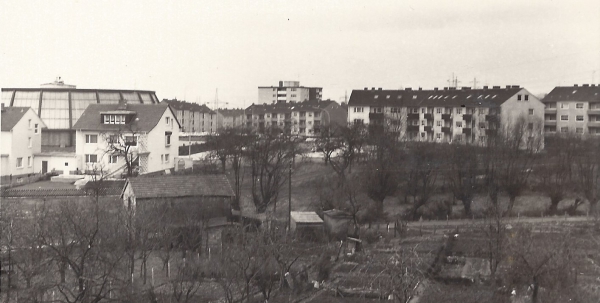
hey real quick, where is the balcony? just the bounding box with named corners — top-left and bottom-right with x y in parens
top-left (407, 113), bottom-right (420, 120)
top-left (441, 127), bottom-right (451, 134)
top-left (462, 128), bottom-right (472, 135)
top-left (424, 113), bottom-right (433, 120)
top-left (442, 114), bottom-right (452, 120)
top-left (545, 108), bottom-right (557, 112)
top-left (407, 125), bottom-right (419, 132)
top-left (544, 120), bottom-right (557, 126)
top-left (463, 114), bottom-right (473, 121)
top-left (588, 121), bottom-right (600, 127)
top-left (588, 108), bottom-right (600, 115)
top-left (424, 126), bottom-right (433, 132)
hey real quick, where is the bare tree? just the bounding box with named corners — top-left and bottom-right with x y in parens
top-left (326, 124), bottom-right (367, 186)
top-left (247, 129), bottom-right (300, 213)
top-left (402, 143), bottom-right (442, 220)
top-left (444, 144), bottom-right (481, 216)
top-left (536, 136), bottom-right (575, 215)
top-left (101, 125), bottom-right (143, 177)
top-left (574, 137), bottom-right (600, 214)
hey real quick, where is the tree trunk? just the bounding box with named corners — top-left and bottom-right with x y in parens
top-left (532, 276), bottom-right (539, 303)
top-left (548, 197), bottom-right (561, 215)
top-left (506, 195), bottom-right (517, 216)
top-left (462, 199), bottom-right (472, 216)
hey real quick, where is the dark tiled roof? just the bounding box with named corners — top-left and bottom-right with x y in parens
top-left (162, 99), bottom-right (215, 114)
top-left (542, 85), bottom-right (600, 103)
top-left (72, 103), bottom-right (177, 132)
top-left (245, 99), bottom-right (340, 113)
top-left (1, 184), bottom-right (124, 197)
top-left (218, 109), bottom-right (245, 117)
top-left (348, 87), bottom-right (523, 108)
top-left (127, 174), bottom-right (235, 199)
top-left (1, 107), bottom-right (30, 131)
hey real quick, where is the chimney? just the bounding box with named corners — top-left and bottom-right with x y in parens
top-left (483, 86), bottom-right (488, 89)
top-left (462, 87), bottom-right (471, 90)
top-left (279, 81), bottom-right (283, 87)
top-left (512, 85), bottom-right (520, 89)
top-left (592, 84), bottom-right (596, 87)
top-left (405, 87), bottom-right (412, 91)
top-left (574, 84), bottom-right (578, 87)
top-left (371, 87), bottom-right (375, 90)
top-left (364, 87), bottom-right (368, 90)
top-left (583, 84), bottom-right (589, 87)
top-left (493, 86), bottom-right (500, 89)
top-left (378, 88), bottom-right (382, 90)
top-left (506, 85), bottom-right (511, 89)
top-left (434, 87), bottom-right (439, 91)
top-left (418, 87), bottom-right (422, 91)
top-left (449, 87), bottom-right (456, 91)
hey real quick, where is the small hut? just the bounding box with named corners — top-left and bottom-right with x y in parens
top-left (323, 209), bottom-right (353, 240)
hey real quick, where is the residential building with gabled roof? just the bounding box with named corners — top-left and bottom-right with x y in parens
top-left (348, 86), bottom-right (544, 145)
top-left (161, 99), bottom-right (216, 133)
top-left (541, 84), bottom-right (600, 136)
top-left (245, 99), bottom-right (347, 136)
top-left (72, 102), bottom-right (180, 176)
top-left (1, 105), bottom-right (47, 183)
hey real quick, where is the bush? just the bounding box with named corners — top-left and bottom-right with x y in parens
top-left (315, 254), bottom-right (333, 281)
top-left (360, 229), bottom-right (380, 244)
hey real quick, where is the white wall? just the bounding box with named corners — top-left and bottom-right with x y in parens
top-left (1, 108), bottom-right (44, 176)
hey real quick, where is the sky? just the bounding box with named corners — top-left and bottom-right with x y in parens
top-left (1, 0), bottom-right (599, 109)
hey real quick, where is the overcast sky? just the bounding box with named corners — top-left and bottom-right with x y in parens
top-left (1, 0), bottom-right (599, 108)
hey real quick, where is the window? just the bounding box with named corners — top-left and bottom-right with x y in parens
top-left (576, 128), bottom-right (583, 134)
top-left (561, 127), bottom-right (569, 133)
top-left (479, 136), bottom-right (486, 142)
top-left (528, 123), bottom-right (534, 131)
top-left (34, 123), bottom-right (39, 134)
top-left (28, 119), bottom-right (32, 129)
top-left (291, 94), bottom-right (296, 97)
top-left (524, 95), bottom-right (529, 101)
top-left (560, 103), bottom-right (569, 109)
top-left (85, 154), bottom-right (98, 163)
top-left (85, 134), bottom-right (98, 143)
top-left (16, 157), bottom-right (23, 168)
top-left (436, 121), bottom-right (442, 126)
top-left (421, 108), bottom-right (425, 114)
top-left (353, 107), bottom-right (364, 113)
top-left (576, 103), bottom-right (584, 109)
top-left (517, 94), bottom-right (522, 101)
top-left (28, 137), bottom-right (32, 148)
top-left (436, 108), bottom-right (442, 114)
top-left (353, 119), bottom-right (364, 125)
top-left (576, 115), bottom-right (584, 121)
top-left (27, 156), bottom-right (32, 167)
top-left (125, 136), bottom-right (138, 147)
top-left (456, 121), bottom-right (463, 128)
top-left (420, 132), bottom-right (425, 138)
top-left (165, 132), bottom-right (172, 146)
top-left (109, 155), bottom-right (118, 164)
top-left (527, 109), bottom-right (534, 115)
top-left (421, 120), bottom-right (425, 126)
top-left (456, 108), bottom-right (462, 114)
top-left (561, 115), bottom-right (569, 121)
top-left (436, 133), bottom-right (441, 139)
top-left (161, 154), bottom-right (170, 163)
top-left (412, 108), bottom-right (419, 114)
top-left (108, 135), bottom-right (119, 144)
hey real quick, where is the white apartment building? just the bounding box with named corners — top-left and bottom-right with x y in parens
top-left (348, 86), bottom-right (545, 145)
top-left (1, 106), bottom-right (46, 183)
top-left (542, 84), bottom-right (600, 135)
top-left (72, 102), bottom-right (180, 176)
top-left (258, 81), bottom-right (322, 104)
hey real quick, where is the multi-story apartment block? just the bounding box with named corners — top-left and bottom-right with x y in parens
top-left (1, 105), bottom-right (46, 183)
top-left (245, 100), bottom-right (347, 136)
top-left (348, 86), bottom-right (545, 144)
top-left (72, 102), bottom-right (179, 176)
top-left (162, 99), bottom-right (216, 133)
top-left (217, 109), bottom-right (246, 129)
top-left (542, 84), bottom-right (600, 136)
top-left (258, 81), bottom-right (322, 104)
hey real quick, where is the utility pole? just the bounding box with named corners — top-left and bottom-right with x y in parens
top-left (288, 159), bottom-right (292, 230)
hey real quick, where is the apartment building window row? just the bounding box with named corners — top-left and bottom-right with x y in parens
top-left (576, 115), bottom-right (584, 121)
top-left (86, 154), bottom-right (98, 163)
top-left (353, 107), bottom-right (364, 113)
top-left (576, 103), bottom-right (584, 109)
top-left (561, 115), bottom-right (569, 121)
top-left (103, 114), bottom-right (127, 124)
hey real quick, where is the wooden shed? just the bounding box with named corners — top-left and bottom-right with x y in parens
top-left (290, 211), bottom-right (324, 232)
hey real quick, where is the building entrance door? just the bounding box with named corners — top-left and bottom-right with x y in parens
top-left (42, 161), bottom-right (48, 174)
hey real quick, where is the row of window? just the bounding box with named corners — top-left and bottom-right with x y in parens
top-left (559, 115), bottom-right (586, 121)
top-left (15, 156), bottom-right (32, 168)
top-left (354, 107), bottom-right (505, 115)
top-left (103, 114), bottom-right (128, 124)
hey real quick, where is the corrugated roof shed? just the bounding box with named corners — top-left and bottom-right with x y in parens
top-left (127, 174), bottom-right (235, 199)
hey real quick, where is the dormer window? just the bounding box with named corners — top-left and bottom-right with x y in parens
top-left (103, 114), bottom-right (127, 124)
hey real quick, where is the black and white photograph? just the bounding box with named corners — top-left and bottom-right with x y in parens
top-left (1, 0), bottom-right (599, 302)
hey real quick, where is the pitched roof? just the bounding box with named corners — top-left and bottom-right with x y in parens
top-left (542, 85), bottom-right (600, 103)
top-left (1, 107), bottom-right (31, 131)
top-left (291, 211), bottom-right (324, 224)
top-left (127, 174), bottom-right (235, 199)
top-left (218, 109), bottom-right (245, 117)
top-left (162, 99), bottom-right (215, 114)
top-left (72, 103), bottom-right (176, 132)
top-left (348, 87), bottom-right (523, 108)
top-left (245, 99), bottom-right (341, 113)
